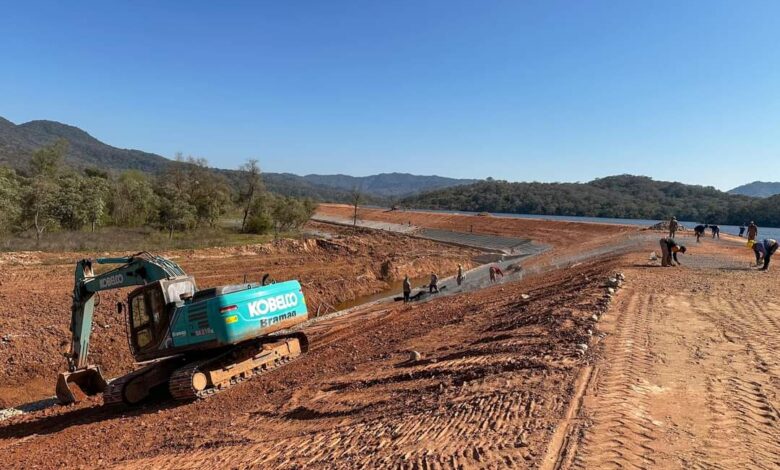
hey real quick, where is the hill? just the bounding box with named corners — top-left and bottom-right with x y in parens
top-left (728, 181), bottom-right (780, 198)
top-left (401, 175), bottom-right (780, 226)
top-left (302, 173), bottom-right (477, 197)
top-left (0, 117), bottom-right (473, 202)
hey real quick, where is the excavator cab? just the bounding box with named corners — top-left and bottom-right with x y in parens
top-left (125, 278), bottom-right (195, 356)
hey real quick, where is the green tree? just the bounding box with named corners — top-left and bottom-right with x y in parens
top-left (0, 167), bottom-right (22, 234)
top-left (29, 139), bottom-right (68, 177)
top-left (238, 159), bottom-right (264, 232)
top-left (157, 183), bottom-right (196, 238)
top-left (21, 177), bottom-right (59, 242)
top-left (111, 171), bottom-right (157, 226)
top-left (82, 176), bottom-right (111, 232)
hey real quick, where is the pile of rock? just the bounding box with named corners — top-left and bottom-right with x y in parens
top-left (578, 272), bottom-right (626, 357)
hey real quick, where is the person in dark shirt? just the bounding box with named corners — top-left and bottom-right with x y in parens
top-left (753, 239), bottom-right (779, 271)
top-left (402, 275), bottom-right (411, 302)
top-left (710, 225), bottom-right (720, 239)
top-left (429, 272), bottom-right (439, 293)
top-left (738, 224), bottom-right (746, 237)
top-left (693, 224), bottom-right (707, 243)
top-left (660, 237), bottom-right (687, 267)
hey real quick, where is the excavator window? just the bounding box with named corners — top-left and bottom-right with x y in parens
top-left (128, 284), bottom-right (169, 352)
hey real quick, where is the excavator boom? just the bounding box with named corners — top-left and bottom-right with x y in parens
top-left (56, 253), bottom-right (189, 404)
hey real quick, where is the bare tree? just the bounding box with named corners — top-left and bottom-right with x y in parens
top-left (350, 186), bottom-right (362, 227)
top-left (239, 159), bottom-right (264, 232)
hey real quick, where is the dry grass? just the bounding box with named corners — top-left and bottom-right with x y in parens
top-left (0, 226), bottom-right (297, 253)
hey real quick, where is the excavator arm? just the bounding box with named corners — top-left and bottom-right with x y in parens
top-left (56, 252), bottom-right (188, 404)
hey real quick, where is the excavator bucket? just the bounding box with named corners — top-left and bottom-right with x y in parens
top-left (56, 366), bottom-right (108, 404)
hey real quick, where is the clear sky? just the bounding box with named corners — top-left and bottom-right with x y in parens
top-left (2, 1), bottom-right (779, 190)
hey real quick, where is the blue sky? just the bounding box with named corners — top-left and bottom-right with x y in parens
top-left (1, 1), bottom-right (779, 190)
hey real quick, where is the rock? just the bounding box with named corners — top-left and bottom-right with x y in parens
top-left (576, 343), bottom-right (589, 352)
top-left (587, 329), bottom-right (593, 336)
top-left (520, 294), bottom-right (530, 300)
top-left (409, 351), bottom-right (422, 362)
top-left (607, 287), bottom-right (615, 295)
top-left (591, 314), bottom-right (599, 322)
top-left (615, 272), bottom-right (625, 281)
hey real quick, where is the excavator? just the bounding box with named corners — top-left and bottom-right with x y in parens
top-left (55, 252), bottom-right (309, 405)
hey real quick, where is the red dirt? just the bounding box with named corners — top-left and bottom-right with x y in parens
top-left (316, 203), bottom-right (637, 247)
top-left (0, 222), bottom-right (478, 408)
top-left (2, 217), bottom-right (777, 469)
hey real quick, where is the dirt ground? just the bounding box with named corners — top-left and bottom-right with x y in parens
top-left (0, 222), bottom-right (478, 408)
top-left (1, 213), bottom-right (778, 469)
top-left (316, 204), bottom-right (637, 249)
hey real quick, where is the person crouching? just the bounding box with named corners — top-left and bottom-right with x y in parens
top-left (753, 239), bottom-right (779, 271)
top-left (660, 237), bottom-right (687, 267)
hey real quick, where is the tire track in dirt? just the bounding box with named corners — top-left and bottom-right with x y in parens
top-left (570, 289), bottom-right (660, 470)
top-left (568, 252), bottom-right (780, 470)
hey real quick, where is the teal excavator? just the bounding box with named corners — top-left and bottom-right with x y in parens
top-left (56, 252), bottom-right (309, 405)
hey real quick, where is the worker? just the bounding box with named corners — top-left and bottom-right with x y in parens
top-left (693, 224), bottom-right (707, 243)
top-left (456, 264), bottom-right (464, 286)
top-left (402, 275), bottom-right (411, 302)
top-left (429, 272), bottom-right (439, 293)
top-left (668, 216), bottom-right (679, 238)
top-left (739, 224), bottom-right (746, 237)
top-left (753, 239), bottom-right (779, 270)
top-left (659, 237), bottom-right (687, 267)
top-left (710, 225), bottom-right (720, 239)
top-left (488, 266), bottom-right (496, 282)
top-left (747, 221), bottom-right (758, 241)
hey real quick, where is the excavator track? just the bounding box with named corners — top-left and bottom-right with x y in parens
top-left (169, 332), bottom-right (308, 401)
top-left (103, 356), bottom-right (185, 405)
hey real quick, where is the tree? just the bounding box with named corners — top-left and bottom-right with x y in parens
top-left (0, 167), bottom-right (22, 234)
top-left (82, 176), bottom-right (111, 232)
top-left (350, 187), bottom-right (362, 227)
top-left (21, 177), bottom-right (59, 242)
top-left (244, 192), bottom-right (275, 234)
top-left (111, 171), bottom-right (158, 226)
top-left (157, 183), bottom-right (196, 239)
top-left (238, 159), bottom-right (264, 232)
top-left (30, 139), bottom-right (68, 177)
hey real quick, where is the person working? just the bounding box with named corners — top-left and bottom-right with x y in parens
top-left (429, 272), bottom-right (439, 293)
top-left (693, 224), bottom-right (707, 243)
top-left (668, 217), bottom-right (679, 238)
top-left (753, 239), bottom-right (779, 271)
top-left (710, 225), bottom-right (720, 239)
top-left (659, 237), bottom-right (687, 267)
top-left (456, 264), bottom-right (464, 286)
top-left (747, 222), bottom-right (758, 241)
top-left (739, 224), bottom-right (746, 237)
top-left (402, 275), bottom-right (411, 302)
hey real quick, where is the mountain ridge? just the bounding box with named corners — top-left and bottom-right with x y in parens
top-left (0, 117), bottom-right (477, 200)
top-left (728, 181), bottom-right (780, 198)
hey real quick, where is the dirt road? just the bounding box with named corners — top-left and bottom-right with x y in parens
top-left (555, 236), bottom-right (780, 469)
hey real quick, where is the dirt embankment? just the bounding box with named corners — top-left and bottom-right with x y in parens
top-left (316, 204), bottom-right (637, 248)
top-left (0, 253), bottom-right (620, 469)
top-left (0, 222), bottom-right (477, 408)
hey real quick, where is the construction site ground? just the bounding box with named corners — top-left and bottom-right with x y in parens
top-left (1, 209), bottom-right (778, 469)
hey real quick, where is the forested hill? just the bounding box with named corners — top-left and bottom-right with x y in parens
top-left (303, 173), bottom-right (478, 197)
top-left (0, 117), bottom-right (474, 202)
top-left (728, 181), bottom-right (780, 198)
top-left (401, 175), bottom-right (780, 226)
